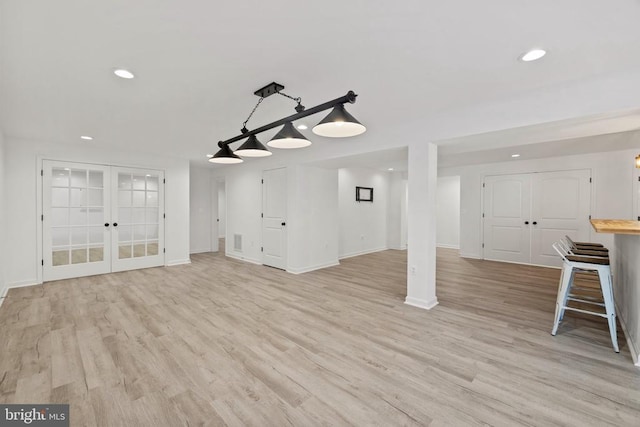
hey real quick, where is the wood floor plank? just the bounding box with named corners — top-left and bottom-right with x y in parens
top-left (1, 246), bottom-right (639, 426)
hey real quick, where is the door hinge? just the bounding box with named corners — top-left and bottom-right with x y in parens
top-left (261, 213), bottom-right (263, 218)
top-left (40, 169), bottom-right (43, 176)
top-left (261, 179), bottom-right (264, 184)
top-left (163, 179), bottom-right (166, 184)
top-left (41, 214), bottom-right (44, 221)
top-left (41, 260), bottom-right (44, 266)
top-left (163, 248), bottom-right (166, 253)
top-left (482, 183), bottom-right (485, 188)
top-left (261, 247), bottom-right (263, 252)
top-left (589, 177), bottom-right (592, 183)
top-left (637, 216), bottom-right (640, 221)
top-left (482, 213), bottom-right (484, 218)
top-left (482, 243), bottom-right (485, 248)
top-left (589, 215), bottom-right (592, 219)
top-left (163, 213), bottom-right (166, 219)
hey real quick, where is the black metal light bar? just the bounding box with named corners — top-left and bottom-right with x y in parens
top-left (217, 91), bottom-right (358, 148)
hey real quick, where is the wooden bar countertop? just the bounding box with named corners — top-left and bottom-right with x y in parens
top-left (590, 219), bottom-right (640, 235)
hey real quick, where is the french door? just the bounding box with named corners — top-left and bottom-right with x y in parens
top-left (483, 169), bottom-right (591, 267)
top-left (43, 161), bottom-right (164, 281)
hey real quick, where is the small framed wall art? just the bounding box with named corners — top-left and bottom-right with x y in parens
top-left (356, 186), bottom-right (374, 202)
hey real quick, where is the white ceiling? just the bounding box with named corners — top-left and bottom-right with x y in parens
top-left (1, 1), bottom-right (640, 166)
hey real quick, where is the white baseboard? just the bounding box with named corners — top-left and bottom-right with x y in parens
top-left (166, 259), bottom-right (192, 267)
top-left (459, 252), bottom-right (482, 259)
top-left (225, 252), bottom-right (262, 266)
top-left (404, 296), bottom-right (439, 310)
top-left (616, 302), bottom-right (640, 367)
top-left (189, 248), bottom-right (212, 255)
top-left (437, 243), bottom-right (460, 249)
top-left (339, 247), bottom-right (387, 260)
top-left (287, 261), bottom-right (340, 275)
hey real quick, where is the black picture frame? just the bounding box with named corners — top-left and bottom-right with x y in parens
top-left (356, 186), bottom-right (374, 202)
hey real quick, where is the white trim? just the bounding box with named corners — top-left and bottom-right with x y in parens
top-left (404, 296), bottom-right (439, 310)
top-left (459, 252), bottom-right (482, 259)
top-left (437, 243), bottom-right (460, 249)
top-left (287, 261), bottom-right (340, 275)
top-left (616, 302), bottom-right (640, 367)
top-left (339, 246), bottom-right (387, 260)
top-left (224, 252), bottom-right (262, 265)
top-left (189, 248), bottom-right (212, 255)
top-left (166, 259), bottom-right (191, 267)
top-left (7, 280), bottom-right (40, 289)
top-left (483, 257), bottom-right (561, 270)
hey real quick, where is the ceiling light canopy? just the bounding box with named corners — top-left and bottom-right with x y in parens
top-left (114, 68), bottom-right (135, 79)
top-left (207, 82), bottom-right (365, 165)
top-left (511, 154), bottom-right (520, 158)
top-left (80, 135), bottom-right (93, 140)
top-left (520, 49), bottom-right (546, 62)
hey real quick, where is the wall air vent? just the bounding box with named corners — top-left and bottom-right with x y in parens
top-left (233, 234), bottom-right (243, 252)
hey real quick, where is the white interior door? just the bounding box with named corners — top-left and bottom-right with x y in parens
top-left (262, 168), bottom-right (287, 270)
top-left (112, 168), bottom-right (165, 272)
top-left (530, 170), bottom-right (591, 267)
top-left (483, 174), bottom-right (532, 263)
top-left (43, 161), bottom-right (111, 281)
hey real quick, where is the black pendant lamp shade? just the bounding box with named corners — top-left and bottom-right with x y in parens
top-left (235, 134), bottom-right (272, 157)
top-left (268, 122), bottom-right (312, 149)
top-left (208, 144), bottom-right (243, 164)
top-left (312, 104), bottom-right (366, 138)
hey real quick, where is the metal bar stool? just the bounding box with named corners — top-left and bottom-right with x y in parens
top-left (551, 242), bottom-right (619, 352)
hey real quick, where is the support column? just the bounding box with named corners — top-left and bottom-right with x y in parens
top-left (405, 142), bottom-right (438, 310)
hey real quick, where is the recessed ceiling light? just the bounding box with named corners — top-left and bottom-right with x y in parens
top-left (80, 135), bottom-right (93, 140)
top-left (511, 154), bottom-right (521, 158)
top-left (520, 49), bottom-right (546, 62)
top-left (388, 168), bottom-right (394, 171)
top-left (296, 124), bottom-right (308, 130)
top-left (114, 68), bottom-right (135, 79)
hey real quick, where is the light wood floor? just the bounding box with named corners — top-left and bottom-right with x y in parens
top-left (1, 248), bottom-right (639, 426)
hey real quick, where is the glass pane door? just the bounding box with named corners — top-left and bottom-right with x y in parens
top-left (111, 168), bottom-right (164, 272)
top-left (43, 161), bottom-right (111, 281)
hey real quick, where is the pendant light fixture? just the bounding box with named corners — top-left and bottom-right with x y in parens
top-left (208, 144), bottom-right (243, 164)
top-left (268, 122), bottom-right (311, 149)
top-left (207, 83), bottom-right (365, 165)
top-left (235, 134), bottom-right (272, 157)
top-left (312, 104), bottom-right (366, 138)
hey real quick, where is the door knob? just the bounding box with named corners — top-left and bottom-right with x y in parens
top-left (532, 221), bottom-right (538, 225)
top-left (281, 222), bottom-right (286, 226)
top-left (104, 223), bottom-right (110, 227)
top-left (524, 221), bottom-right (529, 225)
top-left (113, 222), bottom-right (118, 227)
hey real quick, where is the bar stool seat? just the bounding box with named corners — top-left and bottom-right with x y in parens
top-left (551, 242), bottom-right (619, 352)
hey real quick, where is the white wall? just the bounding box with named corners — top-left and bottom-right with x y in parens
top-left (218, 181), bottom-right (226, 238)
top-left (387, 172), bottom-right (408, 250)
top-left (0, 129), bottom-right (6, 300)
top-left (224, 167), bottom-right (262, 263)
top-left (287, 165), bottom-right (340, 273)
top-left (440, 149), bottom-right (638, 259)
top-left (338, 168), bottom-right (389, 258)
top-left (3, 137), bottom-right (191, 287)
top-left (190, 165), bottom-right (217, 254)
top-left (436, 176), bottom-right (460, 249)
